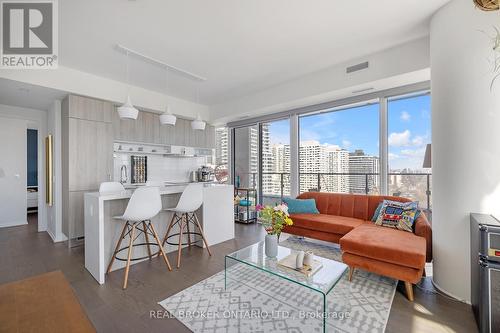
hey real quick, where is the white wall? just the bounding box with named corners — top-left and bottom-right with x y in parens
top-left (0, 65), bottom-right (210, 121)
top-left (47, 100), bottom-right (65, 242)
top-left (0, 104), bottom-right (48, 231)
top-left (0, 118), bottom-right (27, 227)
top-left (430, 0), bottom-right (500, 302)
top-left (211, 37), bottom-right (430, 124)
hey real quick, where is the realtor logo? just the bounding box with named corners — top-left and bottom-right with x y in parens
top-left (1, 0), bottom-right (58, 68)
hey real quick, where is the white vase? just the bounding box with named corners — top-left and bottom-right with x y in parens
top-left (265, 234), bottom-right (278, 258)
top-left (296, 251), bottom-right (305, 269)
top-left (303, 251), bottom-right (314, 266)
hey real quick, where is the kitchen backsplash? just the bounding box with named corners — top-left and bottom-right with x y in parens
top-left (114, 153), bottom-right (207, 184)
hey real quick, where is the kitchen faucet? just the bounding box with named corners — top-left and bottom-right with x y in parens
top-left (120, 165), bottom-right (128, 184)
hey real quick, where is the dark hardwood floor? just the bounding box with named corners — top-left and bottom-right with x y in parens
top-left (0, 214), bottom-right (477, 333)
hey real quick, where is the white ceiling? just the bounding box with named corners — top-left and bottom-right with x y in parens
top-left (0, 78), bottom-right (66, 111)
top-left (59, 0), bottom-right (449, 105)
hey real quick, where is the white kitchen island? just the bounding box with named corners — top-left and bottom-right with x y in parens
top-left (84, 184), bottom-right (234, 284)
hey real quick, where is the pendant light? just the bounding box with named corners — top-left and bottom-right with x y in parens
top-left (117, 51), bottom-right (139, 120)
top-left (159, 67), bottom-right (176, 125)
top-left (191, 114), bottom-right (206, 130)
top-left (191, 83), bottom-right (206, 130)
top-left (160, 106), bottom-right (177, 125)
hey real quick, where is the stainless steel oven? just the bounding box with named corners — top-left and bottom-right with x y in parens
top-left (471, 213), bottom-right (500, 333)
top-left (479, 260), bottom-right (500, 332)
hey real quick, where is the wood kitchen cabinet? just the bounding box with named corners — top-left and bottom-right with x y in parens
top-left (68, 93), bottom-right (113, 123)
top-left (68, 118), bottom-right (112, 191)
top-left (62, 95), bottom-right (215, 243)
top-left (62, 95), bottom-right (113, 242)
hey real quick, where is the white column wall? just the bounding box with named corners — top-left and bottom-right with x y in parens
top-left (430, 0), bottom-right (500, 302)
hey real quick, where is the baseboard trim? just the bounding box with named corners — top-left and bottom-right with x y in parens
top-left (47, 229), bottom-right (68, 243)
top-left (431, 278), bottom-right (470, 304)
top-left (47, 228), bottom-right (57, 242)
top-left (0, 220), bottom-right (28, 228)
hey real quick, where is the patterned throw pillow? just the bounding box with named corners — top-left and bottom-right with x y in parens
top-left (374, 200), bottom-right (419, 233)
top-left (371, 202), bottom-right (421, 223)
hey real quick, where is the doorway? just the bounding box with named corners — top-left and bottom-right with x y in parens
top-left (27, 128), bottom-right (38, 227)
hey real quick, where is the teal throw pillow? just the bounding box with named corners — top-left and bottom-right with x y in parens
top-left (371, 202), bottom-right (384, 222)
top-left (283, 197), bottom-right (320, 214)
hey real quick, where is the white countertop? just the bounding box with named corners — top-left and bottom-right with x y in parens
top-left (85, 183), bottom-right (231, 201)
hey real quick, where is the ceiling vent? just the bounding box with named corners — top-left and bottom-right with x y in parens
top-left (346, 61), bottom-right (369, 74)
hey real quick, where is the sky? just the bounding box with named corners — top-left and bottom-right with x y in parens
top-left (268, 94), bottom-right (431, 170)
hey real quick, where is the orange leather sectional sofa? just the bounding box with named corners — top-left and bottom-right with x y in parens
top-left (283, 192), bottom-right (432, 301)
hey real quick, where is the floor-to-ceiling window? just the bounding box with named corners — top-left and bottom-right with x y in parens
top-left (228, 85), bottom-right (431, 206)
top-left (260, 119), bottom-right (290, 205)
top-left (298, 102), bottom-right (380, 194)
top-left (388, 93), bottom-right (432, 210)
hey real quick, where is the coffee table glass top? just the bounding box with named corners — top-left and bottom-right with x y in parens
top-left (225, 241), bottom-right (348, 295)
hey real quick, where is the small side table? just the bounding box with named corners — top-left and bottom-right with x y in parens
top-left (234, 187), bottom-right (257, 224)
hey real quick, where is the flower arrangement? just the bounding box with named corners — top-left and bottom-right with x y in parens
top-left (256, 203), bottom-right (293, 238)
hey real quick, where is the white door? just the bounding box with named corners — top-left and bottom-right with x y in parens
top-left (0, 117), bottom-right (27, 227)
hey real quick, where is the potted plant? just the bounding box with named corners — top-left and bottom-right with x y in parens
top-left (473, 0), bottom-right (499, 11)
top-left (256, 203), bottom-right (293, 258)
top-left (474, 1), bottom-right (500, 89)
top-left (488, 27), bottom-right (500, 90)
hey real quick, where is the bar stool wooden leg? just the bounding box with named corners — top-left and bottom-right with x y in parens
top-left (176, 214), bottom-right (185, 268)
top-left (148, 221), bottom-right (172, 271)
top-left (193, 213), bottom-right (212, 256)
top-left (142, 221), bottom-right (152, 259)
top-left (186, 213), bottom-right (192, 247)
top-left (161, 213), bottom-right (177, 248)
top-left (106, 222), bottom-right (129, 274)
top-left (123, 223), bottom-right (136, 289)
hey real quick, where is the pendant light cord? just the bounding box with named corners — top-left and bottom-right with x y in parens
top-left (165, 67), bottom-right (169, 103)
top-left (196, 81), bottom-right (200, 105)
top-left (164, 66), bottom-right (170, 114)
top-left (126, 51), bottom-right (130, 95)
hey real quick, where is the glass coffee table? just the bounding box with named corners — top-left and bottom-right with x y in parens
top-left (225, 241), bottom-right (348, 333)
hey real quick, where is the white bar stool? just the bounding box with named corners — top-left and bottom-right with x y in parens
top-left (99, 182), bottom-right (125, 193)
top-left (162, 183), bottom-right (212, 268)
top-left (107, 186), bottom-right (172, 289)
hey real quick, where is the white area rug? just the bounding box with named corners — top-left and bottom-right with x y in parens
top-left (159, 237), bottom-right (397, 332)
